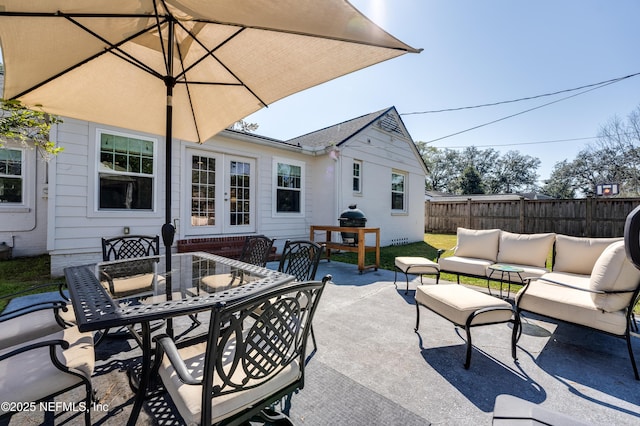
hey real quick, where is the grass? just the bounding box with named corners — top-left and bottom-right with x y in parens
top-left (330, 233), bottom-right (503, 289)
top-left (0, 255), bottom-right (64, 311)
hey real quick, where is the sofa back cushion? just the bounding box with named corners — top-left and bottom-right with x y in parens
top-left (553, 235), bottom-right (623, 275)
top-left (496, 231), bottom-right (555, 268)
top-left (590, 241), bottom-right (640, 312)
top-left (454, 228), bottom-right (501, 261)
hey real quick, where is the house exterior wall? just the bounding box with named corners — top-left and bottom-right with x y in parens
top-left (331, 126), bottom-right (426, 247)
top-left (32, 109), bottom-right (425, 276)
top-left (0, 140), bottom-right (48, 257)
top-left (48, 119), bottom-right (165, 275)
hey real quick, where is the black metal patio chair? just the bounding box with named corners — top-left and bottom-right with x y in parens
top-left (277, 240), bottom-right (324, 352)
top-left (0, 326), bottom-right (95, 426)
top-left (239, 235), bottom-right (275, 267)
top-left (153, 276), bottom-right (330, 426)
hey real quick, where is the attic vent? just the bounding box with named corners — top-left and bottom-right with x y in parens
top-left (377, 113), bottom-right (405, 137)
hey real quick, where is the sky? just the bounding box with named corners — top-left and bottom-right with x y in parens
top-left (246, 0), bottom-right (640, 183)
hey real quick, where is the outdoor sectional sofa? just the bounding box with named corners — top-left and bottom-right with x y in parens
top-left (436, 227), bottom-right (621, 285)
top-left (436, 226), bottom-right (640, 379)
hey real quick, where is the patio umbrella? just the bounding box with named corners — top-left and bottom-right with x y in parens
top-left (0, 0), bottom-right (420, 270)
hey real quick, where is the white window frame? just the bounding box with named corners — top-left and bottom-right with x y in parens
top-left (0, 147), bottom-right (25, 206)
top-left (93, 128), bottom-right (158, 214)
top-left (353, 159), bottom-right (363, 194)
top-left (391, 170), bottom-right (407, 213)
top-left (272, 157), bottom-right (305, 217)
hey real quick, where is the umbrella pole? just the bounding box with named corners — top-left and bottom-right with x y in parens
top-left (161, 19), bottom-right (177, 338)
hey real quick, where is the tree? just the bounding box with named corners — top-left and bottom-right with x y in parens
top-left (0, 99), bottom-right (63, 159)
top-left (542, 104), bottom-right (640, 198)
top-left (541, 160), bottom-right (577, 198)
top-left (486, 150), bottom-right (540, 193)
top-left (418, 144), bottom-right (541, 195)
top-left (457, 165), bottom-right (485, 194)
top-left (417, 143), bottom-right (461, 192)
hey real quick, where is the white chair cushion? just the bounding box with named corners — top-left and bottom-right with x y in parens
top-left (589, 241), bottom-right (640, 312)
top-left (0, 307), bottom-right (71, 351)
top-left (553, 235), bottom-right (622, 275)
top-left (497, 231), bottom-right (555, 268)
top-left (438, 256), bottom-right (494, 277)
top-left (454, 228), bottom-right (501, 262)
top-left (416, 284), bottom-right (512, 326)
top-left (0, 326), bottom-right (94, 406)
top-left (159, 334), bottom-right (301, 425)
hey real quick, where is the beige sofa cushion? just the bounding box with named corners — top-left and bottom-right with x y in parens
top-left (553, 235), bottom-right (622, 275)
top-left (589, 241), bottom-right (640, 312)
top-left (438, 256), bottom-right (494, 277)
top-left (516, 278), bottom-right (628, 335)
top-left (497, 231), bottom-right (555, 268)
top-left (454, 228), bottom-right (501, 262)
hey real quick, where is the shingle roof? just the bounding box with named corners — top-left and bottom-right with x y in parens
top-left (285, 107), bottom-right (394, 149)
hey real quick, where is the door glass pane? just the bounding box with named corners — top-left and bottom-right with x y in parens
top-left (191, 155), bottom-right (216, 226)
top-left (229, 161), bottom-right (250, 226)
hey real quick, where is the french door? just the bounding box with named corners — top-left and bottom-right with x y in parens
top-left (186, 149), bottom-right (255, 235)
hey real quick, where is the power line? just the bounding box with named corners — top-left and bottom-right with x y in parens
top-left (435, 135), bottom-right (599, 149)
top-left (400, 71), bottom-right (640, 115)
top-left (420, 77), bottom-right (624, 144)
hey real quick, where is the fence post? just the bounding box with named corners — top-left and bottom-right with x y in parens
top-left (467, 198), bottom-right (472, 228)
top-left (425, 200), bottom-right (430, 232)
top-left (519, 197), bottom-right (525, 233)
top-left (585, 196), bottom-right (593, 237)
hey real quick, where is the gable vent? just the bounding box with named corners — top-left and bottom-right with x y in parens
top-left (377, 113), bottom-right (405, 137)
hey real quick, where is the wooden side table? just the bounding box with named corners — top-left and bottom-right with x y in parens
top-left (309, 225), bottom-right (380, 274)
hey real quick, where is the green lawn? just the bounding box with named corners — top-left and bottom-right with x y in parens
top-left (330, 233), bottom-right (505, 289)
top-left (0, 255), bottom-right (64, 311)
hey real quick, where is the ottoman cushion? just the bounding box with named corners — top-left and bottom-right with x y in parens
top-left (395, 257), bottom-right (440, 274)
top-left (416, 284), bottom-right (512, 326)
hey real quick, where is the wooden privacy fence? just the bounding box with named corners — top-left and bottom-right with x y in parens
top-left (425, 197), bottom-right (640, 237)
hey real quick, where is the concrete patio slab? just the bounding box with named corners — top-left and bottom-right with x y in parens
top-left (2, 259), bottom-right (639, 425)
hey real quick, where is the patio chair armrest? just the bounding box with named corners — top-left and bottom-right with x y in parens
top-left (0, 300), bottom-right (68, 321)
top-left (0, 338), bottom-right (69, 362)
top-left (436, 246), bottom-right (456, 261)
top-left (154, 334), bottom-right (201, 386)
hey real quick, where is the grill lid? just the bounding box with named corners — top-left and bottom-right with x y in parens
top-left (339, 204), bottom-right (366, 220)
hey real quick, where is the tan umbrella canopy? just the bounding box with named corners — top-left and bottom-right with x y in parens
top-left (0, 0), bottom-right (420, 263)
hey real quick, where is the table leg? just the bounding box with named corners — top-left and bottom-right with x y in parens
top-left (357, 228), bottom-right (365, 274)
top-left (127, 321), bottom-right (151, 426)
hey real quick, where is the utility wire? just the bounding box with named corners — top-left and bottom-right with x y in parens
top-left (421, 78), bottom-right (623, 144)
top-left (400, 71), bottom-right (640, 115)
top-left (437, 136), bottom-right (599, 149)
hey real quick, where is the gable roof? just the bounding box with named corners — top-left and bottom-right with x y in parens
top-left (286, 106), bottom-right (404, 149)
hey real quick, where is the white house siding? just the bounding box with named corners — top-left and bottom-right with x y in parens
top-left (177, 132), bottom-right (314, 253)
top-left (333, 125), bottom-right (425, 247)
top-left (0, 140), bottom-right (48, 257)
top-left (49, 119), bottom-right (165, 276)
top-left (45, 108), bottom-right (425, 276)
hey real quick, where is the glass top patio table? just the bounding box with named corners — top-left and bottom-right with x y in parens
top-left (64, 251), bottom-right (295, 332)
top-left (64, 251), bottom-right (295, 426)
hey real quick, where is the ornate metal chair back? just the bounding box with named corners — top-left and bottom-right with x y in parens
top-left (278, 240), bottom-right (324, 281)
top-left (239, 235), bottom-right (275, 267)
